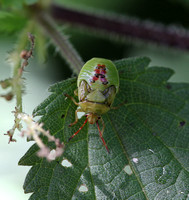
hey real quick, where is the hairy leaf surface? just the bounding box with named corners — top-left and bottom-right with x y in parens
top-left (19, 57), bottom-right (189, 200)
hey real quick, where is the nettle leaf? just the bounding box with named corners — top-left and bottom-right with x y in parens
top-left (19, 57), bottom-right (189, 200)
top-left (0, 11), bottom-right (27, 33)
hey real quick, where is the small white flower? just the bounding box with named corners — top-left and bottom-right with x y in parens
top-left (20, 113), bottom-right (65, 161)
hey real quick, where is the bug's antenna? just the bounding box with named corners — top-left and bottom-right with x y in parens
top-left (96, 121), bottom-right (110, 153)
top-left (68, 118), bottom-right (88, 141)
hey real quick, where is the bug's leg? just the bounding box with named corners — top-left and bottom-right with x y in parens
top-left (99, 117), bottom-right (105, 136)
top-left (64, 93), bottom-right (79, 106)
top-left (68, 118), bottom-right (88, 141)
top-left (69, 108), bottom-right (83, 127)
top-left (96, 120), bottom-right (109, 153)
top-left (74, 88), bottom-right (78, 96)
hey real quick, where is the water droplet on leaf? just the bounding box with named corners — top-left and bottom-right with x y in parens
top-left (132, 158), bottom-right (138, 163)
top-left (155, 166), bottom-right (172, 184)
top-left (62, 159), bottom-right (72, 167)
top-left (79, 184), bottom-right (88, 192)
top-left (149, 149), bottom-right (154, 153)
top-left (123, 165), bottom-right (133, 175)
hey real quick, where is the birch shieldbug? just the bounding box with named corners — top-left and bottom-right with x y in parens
top-left (65, 58), bottom-right (119, 153)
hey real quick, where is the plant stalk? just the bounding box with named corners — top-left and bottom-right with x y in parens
top-left (35, 10), bottom-right (84, 74)
top-left (51, 4), bottom-right (189, 51)
top-left (12, 21), bottom-right (35, 111)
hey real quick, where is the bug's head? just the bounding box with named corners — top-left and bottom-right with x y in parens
top-left (87, 113), bottom-right (99, 124)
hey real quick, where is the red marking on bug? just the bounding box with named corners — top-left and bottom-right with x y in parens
top-left (95, 69), bottom-right (100, 74)
top-left (101, 69), bottom-right (106, 75)
top-left (90, 64), bottom-right (108, 85)
top-left (93, 76), bottom-right (98, 81)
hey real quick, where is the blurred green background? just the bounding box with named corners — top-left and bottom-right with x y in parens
top-left (0, 0), bottom-right (189, 199)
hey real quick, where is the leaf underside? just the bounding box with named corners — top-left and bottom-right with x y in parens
top-left (19, 57), bottom-right (189, 200)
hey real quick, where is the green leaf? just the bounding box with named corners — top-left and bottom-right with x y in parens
top-left (0, 0), bottom-right (40, 8)
top-left (24, 0), bottom-right (38, 5)
top-left (0, 11), bottom-right (27, 33)
top-left (0, 0), bottom-right (24, 9)
top-left (19, 57), bottom-right (189, 200)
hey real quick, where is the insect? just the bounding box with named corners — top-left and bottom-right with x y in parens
top-left (65, 58), bottom-right (119, 153)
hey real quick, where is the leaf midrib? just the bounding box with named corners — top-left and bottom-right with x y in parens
top-left (106, 114), bottom-right (149, 200)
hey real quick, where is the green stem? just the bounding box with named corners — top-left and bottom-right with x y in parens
top-left (12, 21), bottom-right (35, 111)
top-left (5, 21), bottom-right (35, 142)
top-left (35, 11), bottom-right (84, 75)
top-left (13, 21), bottom-right (34, 77)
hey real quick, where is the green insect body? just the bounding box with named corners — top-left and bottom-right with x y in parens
top-left (65, 58), bottom-right (119, 153)
top-left (77, 58), bottom-right (119, 92)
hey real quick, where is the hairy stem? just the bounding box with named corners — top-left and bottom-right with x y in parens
top-left (51, 4), bottom-right (189, 51)
top-left (4, 22), bottom-right (35, 143)
top-left (12, 21), bottom-right (35, 111)
top-left (35, 11), bottom-right (84, 74)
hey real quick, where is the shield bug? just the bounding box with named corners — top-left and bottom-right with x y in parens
top-left (65, 58), bottom-right (119, 153)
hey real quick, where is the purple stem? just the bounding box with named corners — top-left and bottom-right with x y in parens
top-left (51, 4), bottom-right (189, 50)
